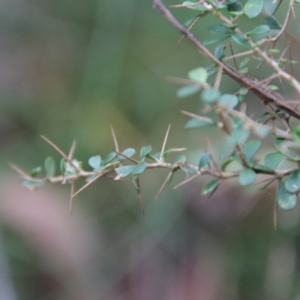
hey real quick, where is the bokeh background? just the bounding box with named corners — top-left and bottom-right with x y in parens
top-left (1, 0), bottom-right (300, 299)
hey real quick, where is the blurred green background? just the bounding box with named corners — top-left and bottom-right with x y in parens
top-left (1, 0), bottom-right (300, 299)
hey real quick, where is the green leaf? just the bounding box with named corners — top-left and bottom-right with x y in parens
top-left (199, 153), bottom-right (211, 169)
top-left (182, 1), bottom-right (211, 11)
top-left (202, 179), bottom-right (219, 195)
top-left (115, 165), bottom-right (136, 177)
top-left (140, 146), bottom-right (152, 159)
top-left (203, 35), bottom-right (230, 46)
top-left (88, 155), bottom-right (101, 170)
top-left (180, 165), bottom-right (198, 175)
top-left (132, 175), bottom-right (140, 190)
top-left (228, 129), bottom-right (250, 145)
top-left (274, 138), bottom-right (300, 161)
top-left (264, 16), bottom-right (281, 30)
top-left (239, 168), bottom-right (256, 186)
top-left (231, 33), bottom-right (249, 48)
top-left (64, 159), bottom-right (82, 174)
top-left (221, 157), bottom-right (234, 170)
top-left (102, 152), bottom-right (117, 165)
top-left (214, 44), bottom-right (226, 60)
top-left (243, 140), bottom-right (261, 163)
top-left (30, 166), bottom-right (42, 178)
top-left (201, 88), bottom-right (221, 103)
top-left (248, 25), bottom-right (270, 36)
top-left (243, 0), bottom-right (263, 19)
top-left (264, 0), bottom-right (281, 15)
top-left (22, 180), bottom-right (44, 187)
top-left (264, 152), bottom-right (283, 170)
top-left (185, 118), bottom-right (214, 129)
top-left (188, 67), bottom-right (208, 83)
top-left (285, 170), bottom-right (300, 194)
top-left (293, 125), bottom-right (300, 145)
top-left (119, 148), bottom-right (135, 161)
top-left (208, 24), bottom-right (233, 35)
top-left (173, 155), bottom-right (187, 164)
top-left (227, 1), bottom-right (243, 13)
top-left (218, 94), bottom-right (238, 109)
top-left (132, 162), bottom-right (147, 175)
top-left (253, 124), bottom-right (270, 138)
top-left (44, 157), bottom-right (56, 177)
top-left (239, 58), bottom-right (250, 69)
top-left (277, 180), bottom-right (297, 210)
top-left (176, 85), bottom-right (200, 98)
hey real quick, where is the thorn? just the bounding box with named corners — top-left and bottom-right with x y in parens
top-left (156, 171), bottom-right (173, 200)
top-left (69, 182), bottom-right (75, 215)
top-left (9, 163), bottom-right (30, 179)
top-left (73, 173), bottom-right (103, 197)
top-left (68, 140), bottom-right (77, 160)
top-left (111, 149), bottom-right (139, 164)
top-left (40, 135), bottom-right (80, 173)
top-left (110, 124), bottom-right (119, 152)
top-left (160, 124), bottom-right (171, 161)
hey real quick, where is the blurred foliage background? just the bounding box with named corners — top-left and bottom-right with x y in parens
top-left (1, 0), bottom-right (300, 299)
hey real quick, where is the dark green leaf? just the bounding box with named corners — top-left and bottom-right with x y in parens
top-left (264, 16), bottom-right (281, 30)
top-left (264, 152), bottom-right (283, 170)
top-left (248, 25), bottom-right (270, 36)
top-left (239, 168), bottom-right (256, 186)
top-left (208, 24), bottom-right (233, 35)
top-left (132, 162), bottom-right (147, 175)
top-left (227, 1), bottom-right (243, 13)
top-left (30, 166), bottom-right (42, 178)
top-left (88, 155), bottom-right (101, 170)
top-left (202, 179), bottom-right (219, 195)
top-left (243, 140), bottom-right (261, 163)
top-left (115, 165), bottom-right (136, 177)
top-left (132, 175), bottom-right (140, 190)
top-left (231, 33), bottom-right (249, 48)
top-left (199, 153), bottom-right (211, 169)
top-left (176, 85), bottom-right (200, 98)
top-left (140, 146), bottom-right (152, 159)
top-left (221, 157), bottom-right (234, 171)
top-left (293, 125), bottom-right (300, 145)
top-left (277, 180), bottom-right (297, 210)
top-left (44, 157), bottom-right (56, 177)
top-left (244, 0), bottom-right (263, 19)
top-left (218, 94), bottom-right (238, 109)
top-left (203, 35), bottom-right (230, 46)
top-left (201, 88), bottom-right (221, 103)
top-left (214, 44), bottom-right (226, 60)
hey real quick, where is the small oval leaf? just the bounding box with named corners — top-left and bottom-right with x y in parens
top-left (239, 168), bottom-right (256, 186)
top-left (44, 157), bottom-right (56, 177)
top-left (244, 0), bottom-right (264, 19)
top-left (202, 179), bottom-right (219, 195)
top-left (277, 180), bottom-right (297, 210)
top-left (264, 152), bottom-right (283, 170)
top-left (88, 155), bottom-right (101, 170)
top-left (115, 165), bottom-right (136, 177)
top-left (132, 162), bottom-right (147, 175)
